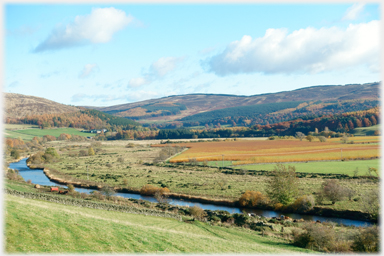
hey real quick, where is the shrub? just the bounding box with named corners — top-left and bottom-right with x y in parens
top-left (10, 149), bottom-right (20, 159)
top-left (291, 195), bottom-right (315, 212)
top-left (239, 191), bottom-right (268, 207)
top-left (79, 150), bottom-right (88, 156)
top-left (293, 222), bottom-right (336, 252)
top-left (189, 205), bottom-right (207, 221)
top-left (351, 226), bottom-right (379, 252)
top-left (67, 184), bottom-right (75, 193)
top-left (140, 184), bottom-right (170, 196)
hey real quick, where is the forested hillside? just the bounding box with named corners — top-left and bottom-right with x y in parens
top-left (88, 82), bottom-right (379, 125)
top-left (6, 109), bottom-right (141, 130)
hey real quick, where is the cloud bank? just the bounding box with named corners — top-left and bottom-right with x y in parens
top-left (34, 7), bottom-right (133, 52)
top-left (206, 20), bottom-right (379, 76)
top-left (128, 56), bottom-right (185, 88)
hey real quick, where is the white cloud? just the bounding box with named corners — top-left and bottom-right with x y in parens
top-left (342, 3), bottom-right (365, 21)
top-left (206, 20), bottom-right (379, 76)
top-left (71, 93), bottom-right (127, 103)
top-left (79, 64), bottom-right (99, 79)
top-left (34, 7), bottom-right (133, 52)
top-left (126, 90), bottom-right (160, 102)
top-left (128, 56), bottom-right (185, 88)
top-left (128, 77), bottom-right (150, 88)
top-left (149, 56), bottom-right (185, 77)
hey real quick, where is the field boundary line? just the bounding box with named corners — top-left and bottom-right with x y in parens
top-left (173, 147), bottom-right (379, 161)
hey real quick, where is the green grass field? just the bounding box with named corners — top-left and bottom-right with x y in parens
top-left (232, 159), bottom-right (380, 176)
top-left (5, 194), bottom-right (311, 253)
top-left (4, 127), bottom-right (96, 139)
top-left (350, 124), bottom-right (380, 136)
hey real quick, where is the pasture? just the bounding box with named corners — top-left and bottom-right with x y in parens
top-left (351, 124), bottom-right (380, 136)
top-left (38, 140), bottom-right (379, 212)
top-left (5, 194), bottom-right (311, 253)
top-left (158, 137), bottom-right (379, 164)
top-left (4, 127), bottom-right (96, 139)
top-left (232, 159), bottom-right (379, 176)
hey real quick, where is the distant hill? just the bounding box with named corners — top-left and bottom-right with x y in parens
top-left (5, 93), bottom-right (79, 119)
top-left (87, 82), bottom-right (380, 126)
top-left (4, 93), bottom-right (141, 130)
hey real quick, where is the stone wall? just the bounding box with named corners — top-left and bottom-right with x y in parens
top-left (6, 188), bottom-right (182, 221)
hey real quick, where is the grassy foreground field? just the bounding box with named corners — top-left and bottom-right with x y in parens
top-left (5, 195), bottom-right (311, 253)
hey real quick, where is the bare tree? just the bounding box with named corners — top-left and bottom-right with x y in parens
top-left (295, 132), bottom-right (306, 141)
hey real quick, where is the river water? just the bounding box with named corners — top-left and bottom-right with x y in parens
top-left (9, 158), bottom-right (373, 227)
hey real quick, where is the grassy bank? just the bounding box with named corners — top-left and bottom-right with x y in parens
top-left (5, 194), bottom-right (311, 253)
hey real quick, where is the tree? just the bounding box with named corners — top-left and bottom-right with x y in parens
top-left (101, 186), bottom-right (115, 199)
top-left (88, 147), bottom-right (95, 156)
top-left (266, 164), bottom-right (298, 205)
top-left (295, 132), bottom-right (305, 141)
top-left (306, 135), bottom-right (314, 142)
top-left (10, 149), bottom-right (20, 159)
top-left (318, 136), bottom-right (327, 142)
top-left (361, 189), bottom-right (379, 220)
top-left (320, 180), bottom-right (346, 205)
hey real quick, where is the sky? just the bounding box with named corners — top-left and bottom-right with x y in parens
top-left (4, 3), bottom-right (381, 107)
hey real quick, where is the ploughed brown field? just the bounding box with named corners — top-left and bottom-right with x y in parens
top-left (152, 137), bottom-right (379, 164)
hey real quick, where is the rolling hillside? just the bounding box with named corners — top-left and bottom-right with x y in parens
top-left (87, 82), bottom-right (379, 124)
top-left (5, 93), bottom-right (80, 119)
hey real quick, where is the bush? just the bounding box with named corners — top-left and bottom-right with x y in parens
top-left (67, 184), bottom-right (75, 193)
top-left (79, 150), bottom-right (88, 156)
top-left (351, 226), bottom-right (379, 252)
top-left (239, 191), bottom-right (268, 207)
top-left (140, 184), bottom-right (170, 196)
top-left (291, 195), bottom-right (315, 212)
top-left (10, 149), bottom-right (20, 159)
top-left (293, 222), bottom-right (336, 252)
top-left (189, 205), bottom-right (207, 221)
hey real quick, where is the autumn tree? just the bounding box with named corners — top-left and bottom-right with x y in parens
top-left (266, 164), bottom-right (298, 205)
top-left (320, 180), bottom-right (346, 205)
top-left (88, 147), bottom-right (95, 156)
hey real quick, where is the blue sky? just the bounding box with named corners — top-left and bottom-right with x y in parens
top-left (4, 3), bottom-right (381, 107)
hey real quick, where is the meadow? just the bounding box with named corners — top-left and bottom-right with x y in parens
top-left (38, 140), bottom-right (379, 212)
top-left (5, 194), bottom-right (311, 253)
top-left (157, 137), bottom-right (379, 164)
top-left (351, 124), bottom-right (380, 136)
top-left (232, 159), bottom-right (379, 176)
top-left (4, 126), bottom-right (96, 139)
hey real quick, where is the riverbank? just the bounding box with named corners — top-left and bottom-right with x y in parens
top-left (27, 160), bottom-right (376, 223)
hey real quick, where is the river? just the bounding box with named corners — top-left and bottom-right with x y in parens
top-left (9, 158), bottom-right (374, 227)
